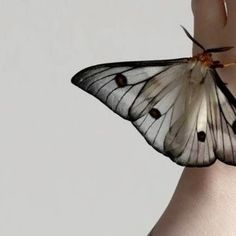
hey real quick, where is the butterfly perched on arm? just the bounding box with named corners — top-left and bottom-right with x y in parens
top-left (71, 26), bottom-right (236, 167)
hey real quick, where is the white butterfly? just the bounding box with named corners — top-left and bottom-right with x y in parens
top-left (71, 27), bottom-right (236, 167)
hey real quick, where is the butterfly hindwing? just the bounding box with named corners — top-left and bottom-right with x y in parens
top-left (163, 80), bottom-right (216, 167)
top-left (208, 70), bottom-right (236, 165)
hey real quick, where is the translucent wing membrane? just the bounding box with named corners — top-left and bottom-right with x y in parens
top-left (72, 59), bottom-right (236, 167)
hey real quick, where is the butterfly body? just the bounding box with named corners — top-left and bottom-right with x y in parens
top-left (72, 28), bottom-right (236, 167)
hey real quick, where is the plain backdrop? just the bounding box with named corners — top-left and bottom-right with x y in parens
top-left (0, 1), bottom-right (193, 235)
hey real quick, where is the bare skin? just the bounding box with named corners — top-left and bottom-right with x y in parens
top-left (149, 1), bottom-right (236, 235)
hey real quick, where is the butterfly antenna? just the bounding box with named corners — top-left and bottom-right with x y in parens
top-left (222, 61), bottom-right (236, 68)
top-left (180, 25), bottom-right (205, 51)
top-left (206, 46), bottom-right (234, 53)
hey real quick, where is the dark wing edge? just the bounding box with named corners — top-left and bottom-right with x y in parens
top-left (211, 69), bottom-right (236, 108)
top-left (71, 58), bottom-right (189, 85)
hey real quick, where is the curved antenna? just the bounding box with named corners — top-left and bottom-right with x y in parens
top-left (206, 46), bottom-right (234, 53)
top-left (181, 26), bottom-right (205, 51)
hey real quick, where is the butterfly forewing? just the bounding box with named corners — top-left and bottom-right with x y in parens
top-left (72, 60), bottom-right (188, 120)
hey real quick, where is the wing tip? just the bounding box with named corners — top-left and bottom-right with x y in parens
top-left (71, 64), bottom-right (103, 87)
top-left (71, 72), bottom-right (80, 87)
top-left (71, 70), bottom-right (85, 88)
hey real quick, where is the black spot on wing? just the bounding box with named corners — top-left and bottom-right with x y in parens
top-left (114, 73), bottom-right (127, 87)
top-left (233, 120), bottom-right (236, 134)
top-left (149, 108), bottom-right (161, 119)
top-left (197, 131), bottom-right (206, 142)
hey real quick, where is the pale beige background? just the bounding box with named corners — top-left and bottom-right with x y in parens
top-left (0, 0), bottom-right (192, 235)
